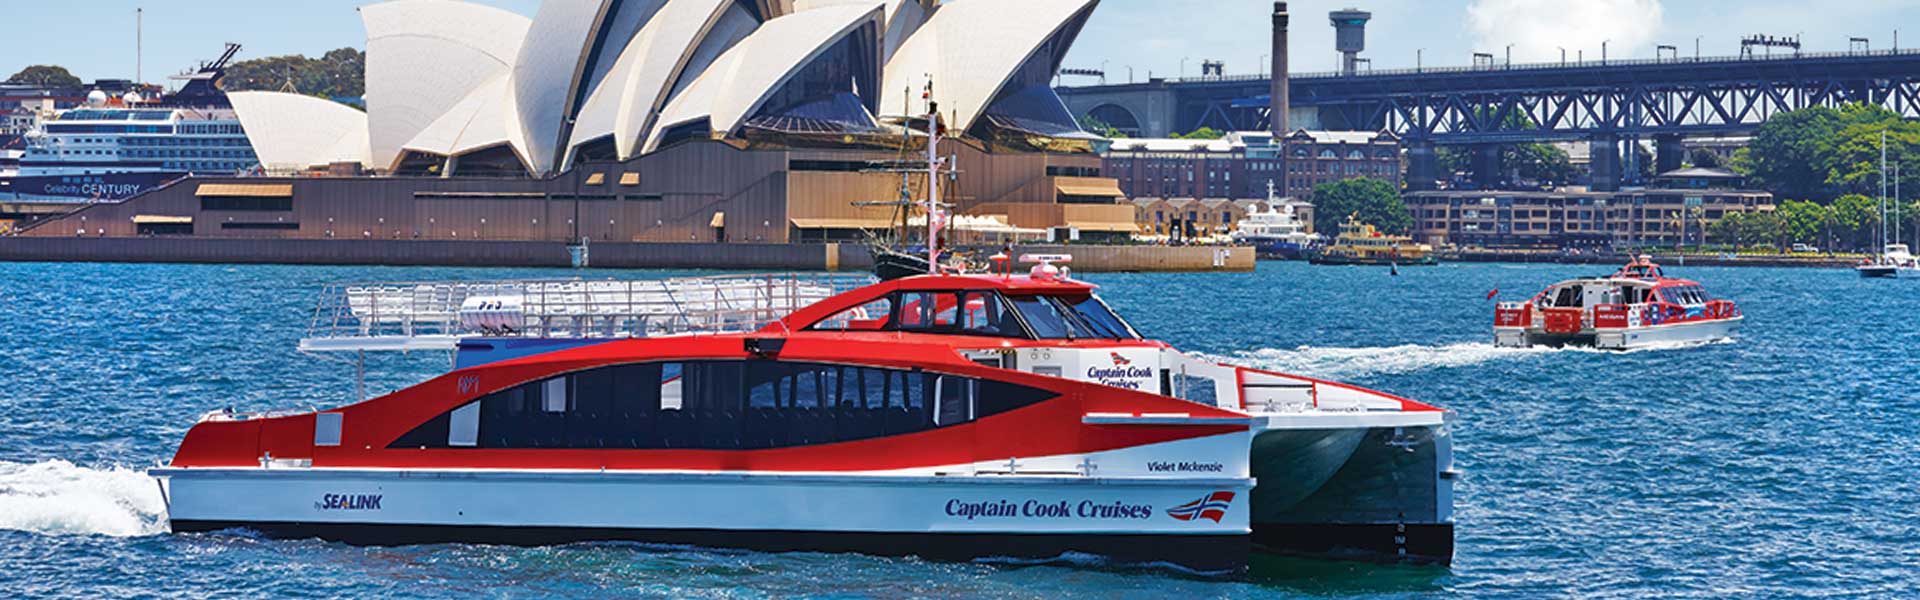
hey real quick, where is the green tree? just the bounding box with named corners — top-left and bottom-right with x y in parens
top-left (1077, 114), bottom-right (1124, 138)
top-left (1820, 117), bottom-right (1920, 197)
top-left (1707, 212), bottom-right (1745, 247)
top-left (224, 48), bottom-right (365, 98)
top-left (1687, 147), bottom-right (1723, 170)
top-left (1831, 193), bottom-right (1884, 250)
top-left (1736, 211), bottom-right (1787, 250)
top-left (7, 65), bottom-right (81, 87)
top-left (1311, 177), bottom-right (1412, 235)
top-left (1744, 106), bottom-right (1849, 200)
top-left (1173, 127), bottom-right (1225, 140)
top-left (1775, 200), bottom-right (1831, 246)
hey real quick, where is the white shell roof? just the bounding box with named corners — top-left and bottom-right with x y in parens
top-left (794, 0), bottom-right (933, 61)
top-left (644, 2), bottom-right (886, 154)
top-left (361, 0), bottom-right (530, 171)
top-left (228, 91), bottom-right (372, 170)
top-left (567, 0), bottom-right (735, 164)
top-left (880, 0), bottom-right (1095, 131)
top-left (512, 0), bottom-right (609, 177)
top-left (400, 73), bottom-right (533, 171)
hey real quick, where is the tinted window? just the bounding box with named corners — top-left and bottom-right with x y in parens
top-left (390, 360), bottom-right (1057, 451)
top-left (1061, 295), bottom-right (1138, 339)
top-left (808, 297), bottom-right (892, 331)
top-left (1011, 295), bottom-right (1084, 339)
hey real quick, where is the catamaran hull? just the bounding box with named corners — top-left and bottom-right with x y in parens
top-left (1246, 414), bottom-right (1454, 565)
top-left (154, 468), bottom-right (1254, 572)
top-left (1496, 317), bottom-right (1741, 350)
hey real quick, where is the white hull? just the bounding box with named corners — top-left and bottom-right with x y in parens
top-left (1496, 316), bottom-right (1742, 350)
top-left (154, 466), bottom-right (1252, 570)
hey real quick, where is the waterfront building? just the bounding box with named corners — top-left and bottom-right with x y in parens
top-left (1103, 129), bottom-right (1400, 203)
top-left (1404, 168), bottom-right (1775, 248)
top-left (23, 0), bottom-right (1131, 244)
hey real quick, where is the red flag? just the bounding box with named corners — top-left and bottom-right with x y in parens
top-left (1486, 288), bottom-right (1499, 300)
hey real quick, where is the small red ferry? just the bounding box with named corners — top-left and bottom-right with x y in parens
top-left (1494, 255), bottom-right (1742, 350)
top-left (151, 262), bottom-right (1455, 573)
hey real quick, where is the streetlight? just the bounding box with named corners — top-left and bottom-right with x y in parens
top-left (1506, 43), bottom-right (1514, 67)
top-left (1558, 46), bottom-right (1567, 65)
top-left (1695, 36), bottom-right (1702, 60)
top-left (1126, 65), bottom-right (1135, 83)
top-left (1258, 54), bottom-right (1268, 78)
top-left (1417, 48), bottom-right (1424, 72)
top-left (1180, 56), bottom-right (1190, 78)
top-left (1100, 59), bottom-right (1109, 84)
top-left (1602, 39), bottom-right (1610, 63)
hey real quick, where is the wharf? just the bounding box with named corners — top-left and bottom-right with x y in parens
top-left (0, 237), bottom-right (1254, 273)
top-left (1439, 249), bottom-right (1861, 268)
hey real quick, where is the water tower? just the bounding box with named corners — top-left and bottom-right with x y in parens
top-left (1330, 8), bottom-right (1371, 75)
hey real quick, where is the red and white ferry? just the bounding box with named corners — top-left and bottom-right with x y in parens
top-left (150, 261), bottom-right (1455, 573)
top-left (1494, 255), bottom-right (1742, 350)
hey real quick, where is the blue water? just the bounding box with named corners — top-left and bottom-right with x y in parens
top-left (1, 261), bottom-right (1914, 598)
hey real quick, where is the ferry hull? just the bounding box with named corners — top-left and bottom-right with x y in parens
top-left (1306, 254), bottom-right (1438, 267)
top-left (154, 467), bottom-right (1255, 572)
top-left (1247, 413), bottom-right (1454, 565)
top-left (1495, 316), bottom-right (1742, 350)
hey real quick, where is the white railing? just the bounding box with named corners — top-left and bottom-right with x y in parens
top-left (302, 273), bottom-right (877, 352)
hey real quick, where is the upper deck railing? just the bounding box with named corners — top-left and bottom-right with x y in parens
top-left (300, 273), bottom-right (877, 352)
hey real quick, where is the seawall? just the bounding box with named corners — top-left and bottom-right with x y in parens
top-left (0, 238), bottom-right (1255, 273)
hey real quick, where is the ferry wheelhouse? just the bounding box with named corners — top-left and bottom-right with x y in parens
top-left (151, 265), bottom-right (1455, 572)
top-left (1494, 256), bottom-right (1742, 350)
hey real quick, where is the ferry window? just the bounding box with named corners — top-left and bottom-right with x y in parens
top-left (1060, 295), bottom-right (1139, 339)
top-left (542, 378), bottom-right (569, 413)
top-left (1010, 295), bottom-right (1084, 339)
top-left (959, 291), bottom-right (1022, 337)
top-left (808, 298), bottom-right (893, 331)
top-left (394, 360), bottom-right (1058, 451)
top-left (897, 292), bottom-right (960, 329)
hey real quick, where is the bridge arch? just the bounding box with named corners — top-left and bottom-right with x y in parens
top-left (1084, 103), bottom-right (1143, 136)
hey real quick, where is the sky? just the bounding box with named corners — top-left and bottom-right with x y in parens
top-left (4, 0), bottom-right (1919, 87)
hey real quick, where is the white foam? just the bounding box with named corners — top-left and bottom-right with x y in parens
top-left (1208, 338), bottom-right (1730, 380)
top-left (0, 459), bottom-right (167, 537)
top-left (1206, 342), bottom-right (1561, 379)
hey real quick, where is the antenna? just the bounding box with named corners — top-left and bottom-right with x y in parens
top-left (136, 8), bottom-right (143, 84)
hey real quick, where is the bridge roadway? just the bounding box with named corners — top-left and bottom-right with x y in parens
top-left (1059, 49), bottom-right (1920, 189)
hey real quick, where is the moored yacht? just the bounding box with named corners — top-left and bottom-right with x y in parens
top-left (1857, 244), bottom-right (1917, 279)
top-left (1495, 255), bottom-right (1742, 349)
top-left (1231, 183), bottom-right (1321, 260)
top-left (150, 264), bottom-right (1456, 572)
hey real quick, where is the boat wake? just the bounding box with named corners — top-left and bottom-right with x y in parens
top-left (1205, 343), bottom-right (1569, 379)
top-left (1208, 338), bottom-right (1732, 379)
top-left (0, 460), bottom-right (167, 537)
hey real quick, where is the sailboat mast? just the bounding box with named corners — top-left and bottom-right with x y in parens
top-left (925, 83), bottom-right (940, 275)
top-left (1881, 131), bottom-right (1889, 251)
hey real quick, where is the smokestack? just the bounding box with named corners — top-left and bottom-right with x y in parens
top-left (1271, 2), bottom-right (1289, 139)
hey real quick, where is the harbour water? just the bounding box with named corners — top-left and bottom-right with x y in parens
top-left (0, 261), bottom-right (1914, 597)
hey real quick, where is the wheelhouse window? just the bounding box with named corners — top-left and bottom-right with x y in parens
top-left (1009, 294), bottom-right (1140, 340)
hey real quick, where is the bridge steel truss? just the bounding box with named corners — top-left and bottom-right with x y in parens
top-left (1222, 50), bottom-right (1920, 144)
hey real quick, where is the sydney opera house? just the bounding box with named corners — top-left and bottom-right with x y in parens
top-left (26, 0), bottom-right (1135, 245)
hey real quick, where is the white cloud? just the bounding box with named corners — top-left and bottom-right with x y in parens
top-left (1467, 0), bottom-right (1665, 63)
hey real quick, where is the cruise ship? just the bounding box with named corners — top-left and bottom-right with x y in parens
top-left (0, 45), bottom-right (257, 203)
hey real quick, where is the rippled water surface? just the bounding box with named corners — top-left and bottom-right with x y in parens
top-left (1, 261), bottom-right (1915, 598)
